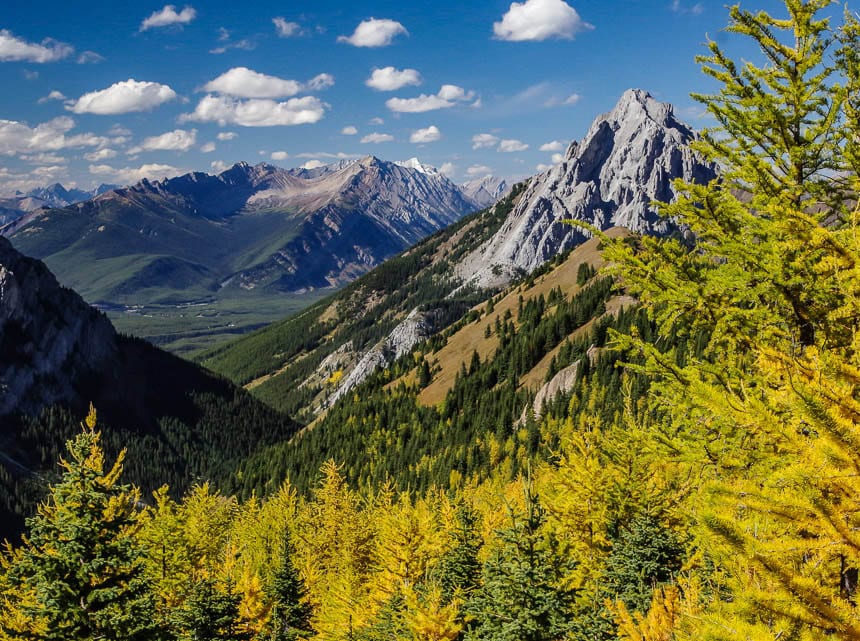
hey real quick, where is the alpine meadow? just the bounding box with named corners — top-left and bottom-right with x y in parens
top-left (1, 0), bottom-right (860, 640)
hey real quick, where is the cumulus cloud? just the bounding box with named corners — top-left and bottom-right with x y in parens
top-left (0, 29), bottom-right (74, 63)
top-left (216, 131), bottom-right (237, 141)
top-left (498, 139), bottom-right (529, 152)
top-left (0, 116), bottom-right (110, 155)
top-left (493, 0), bottom-right (593, 41)
top-left (409, 125), bottom-right (441, 143)
top-left (296, 151), bottom-right (357, 159)
top-left (386, 85), bottom-right (475, 113)
top-left (360, 132), bottom-right (394, 144)
top-left (369, 117), bottom-right (385, 125)
top-left (366, 66), bottom-right (422, 91)
top-left (472, 133), bottom-right (500, 150)
top-left (128, 128), bottom-right (197, 154)
top-left (540, 140), bottom-right (565, 152)
top-left (68, 79), bottom-right (177, 115)
top-left (271, 151), bottom-right (289, 160)
top-left (338, 18), bottom-right (408, 47)
top-left (273, 17), bottom-right (302, 37)
top-left (466, 165), bottom-right (493, 177)
top-left (140, 5), bottom-right (197, 31)
top-left (181, 95), bottom-right (326, 127)
top-left (202, 67), bottom-right (333, 98)
top-left (301, 160), bottom-right (326, 169)
top-left (536, 163), bottom-right (552, 172)
top-left (38, 90), bottom-right (67, 104)
top-left (200, 142), bottom-right (216, 153)
top-left (84, 148), bottom-right (118, 161)
top-left (211, 160), bottom-right (229, 173)
top-left (89, 162), bottom-right (184, 185)
top-left (551, 152), bottom-right (563, 163)
top-left (341, 126), bottom-right (358, 135)
top-left (439, 162), bottom-right (455, 177)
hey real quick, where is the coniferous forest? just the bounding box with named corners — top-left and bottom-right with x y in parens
top-left (3, 1), bottom-right (860, 640)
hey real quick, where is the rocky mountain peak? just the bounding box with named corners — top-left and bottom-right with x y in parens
top-left (457, 88), bottom-right (718, 288)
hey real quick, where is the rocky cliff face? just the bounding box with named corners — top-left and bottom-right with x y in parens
top-left (458, 89), bottom-right (717, 288)
top-left (0, 236), bottom-right (117, 415)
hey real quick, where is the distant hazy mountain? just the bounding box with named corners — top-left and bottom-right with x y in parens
top-left (457, 89), bottom-right (718, 288)
top-left (0, 182), bottom-right (118, 226)
top-left (3, 157), bottom-right (477, 306)
top-left (460, 175), bottom-right (511, 208)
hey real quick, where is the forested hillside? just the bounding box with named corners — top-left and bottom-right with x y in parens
top-left (2, 2), bottom-right (859, 640)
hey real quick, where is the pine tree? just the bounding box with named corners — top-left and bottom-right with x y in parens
top-left (0, 406), bottom-right (163, 641)
top-left (465, 480), bottom-right (574, 641)
top-left (172, 578), bottom-right (250, 641)
top-left (266, 531), bottom-right (313, 641)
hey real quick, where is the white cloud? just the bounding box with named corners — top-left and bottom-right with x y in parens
top-left (338, 18), bottom-right (408, 47)
top-left (493, 0), bottom-right (593, 41)
top-left (366, 66), bottom-right (422, 91)
top-left (109, 124), bottom-right (132, 136)
top-left (341, 126), bottom-right (358, 135)
top-left (536, 163), bottom-right (552, 172)
top-left (181, 95), bottom-right (326, 127)
top-left (216, 131), bottom-right (237, 141)
top-left (77, 51), bottom-right (104, 64)
top-left (204, 67), bottom-right (300, 99)
top-left (671, 1), bottom-right (704, 15)
top-left (551, 152), bottom-right (564, 163)
top-left (386, 85), bottom-right (475, 113)
top-left (409, 125), bottom-right (441, 143)
top-left (0, 29), bottom-right (74, 63)
top-left (211, 160), bottom-right (229, 173)
top-left (307, 73), bottom-right (335, 91)
top-left (69, 79), bottom-right (177, 115)
top-left (273, 17), bottom-right (302, 37)
top-left (439, 162), bottom-right (455, 177)
top-left (89, 162), bottom-right (184, 185)
top-left (128, 128), bottom-right (197, 154)
top-left (38, 90), bottom-right (67, 104)
top-left (200, 142), bottom-right (216, 153)
top-left (140, 5), bottom-right (197, 31)
top-left (472, 133), bottom-right (500, 150)
top-left (360, 132), bottom-right (394, 144)
top-left (84, 148), bottom-right (118, 161)
top-left (0, 116), bottom-right (110, 155)
top-left (466, 165), bottom-right (492, 177)
top-left (369, 117), bottom-right (385, 125)
top-left (21, 152), bottom-right (67, 165)
top-left (271, 151), bottom-right (289, 160)
top-left (202, 67), bottom-right (333, 98)
top-left (301, 160), bottom-right (326, 169)
top-left (540, 140), bottom-right (564, 152)
top-left (498, 139), bottom-right (529, 152)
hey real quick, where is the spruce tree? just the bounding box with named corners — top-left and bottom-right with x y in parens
top-left (465, 482), bottom-right (574, 641)
top-left (266, 532), bottom-right (314, 641)
top-left (172, 578), bottom-right (250, 641)
top-left (0, 407), bottom-right (163, 641)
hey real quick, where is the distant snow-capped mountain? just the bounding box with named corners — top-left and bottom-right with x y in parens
top-left (460, 175), bottom-right (511, 209)
top-left (0, 183), bottom-right (118, 226)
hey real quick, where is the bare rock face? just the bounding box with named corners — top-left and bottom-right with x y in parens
top-left (458, 89), bottom-right (717, 288)
top-left (520, 362), bottom-right (580, 424)
top-left (0, 236), bottom-right (117, 415)
top-left (326, 307), bottom-right (437, 406)
top-left (460, 176), bottom-right (511, 209)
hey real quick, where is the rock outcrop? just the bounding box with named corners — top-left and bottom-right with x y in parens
top-left (0, 236), bottom-right (117, 415)
top-left (458, 89), bottom-right (717, 288)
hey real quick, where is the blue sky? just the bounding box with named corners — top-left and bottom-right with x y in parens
top-left (0, 0), bottom-right (793, 193)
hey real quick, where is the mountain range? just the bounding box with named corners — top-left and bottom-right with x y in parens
top-left (0, 183), bottom-right (117, 226)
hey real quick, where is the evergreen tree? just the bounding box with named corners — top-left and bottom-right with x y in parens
top-left (266, 532), bottom-right (314, 641)
top-left (466, 481), bottom-right (574, 641)
top-left (0, 407), bottom-right (163, 641)
top-left (172, 578), bottom-right (250, 641)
